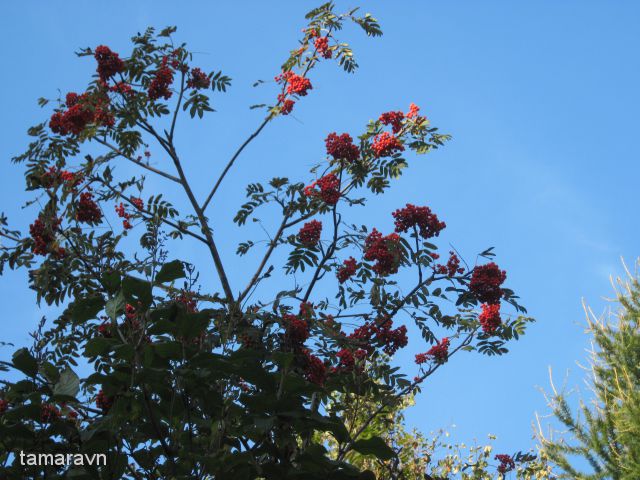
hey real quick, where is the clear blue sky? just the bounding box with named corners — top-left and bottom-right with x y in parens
top-left (1, 0), bottom-right (639, 457)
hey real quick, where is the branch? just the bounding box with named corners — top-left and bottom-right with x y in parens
top-left (202, 116), bottom-right (271, 211)
top-left (141, 119), bottom-right (236, 306)
top-left (238, 212), bottom-right (291, 303)
top-left (97, 178), bottom-right (208, 244)
top-left (302, 200), bottom-right (341, 303)
top-left (168, 71), bottom-right (186, 142)
top-left (94, 138), bottom-right (181, 184)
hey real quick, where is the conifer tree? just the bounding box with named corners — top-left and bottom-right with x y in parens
top-left (538, 262), bottom-right (640, 479)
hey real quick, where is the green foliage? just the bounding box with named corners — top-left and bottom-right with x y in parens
top-left (539, 262), bottom-right (640, 479)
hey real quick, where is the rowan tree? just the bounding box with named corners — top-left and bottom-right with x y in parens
top-left (0, 3), bottom-right (535, 478)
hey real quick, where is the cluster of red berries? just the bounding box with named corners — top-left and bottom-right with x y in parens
top-left (110, 82), bottom-right (134, 96)
top-left (115, 203), bottom-right (132, 230)
top-left (364, 229), bottom-right (402, 276)
top-left (371, 131), bottom-right (404, 157)
top-left (298, 301), bottom-right (315, 320)
top-left (168, 48), bottom-right (189, 73)
top-left (298, 220), bottom-right (322, 247)
top-left (435, 251), bottom-right (465, 277)
top-left (406, 102), bottom-right (421, 119)
top-left (0, 399), bottom-right (8, 414)
top-left (29, 217), bottom-right (64, 257)
top-left (304, 350), bottom-right (327, 385)
top-left (469, 262), bottom-right (507, 305)
top-left (76, 192), bottom-right (102, 224)
top-left (284, 313), bottom-right (310, 347)
top-left (337, 257), bottom-right (357, 283)
top-left (115, 197), bottom-right (143, 230)
top-left (379, 110), bottom-right (405, 133)
top-left (50, 91), bottom-right (114, 136)
top-left (479, 303), bottom-right (502, 335)
top-left (335, 348), bottom-right (355, 371)
top-left (276, 71), bottom-right (313, 97)
top-left (495, 454), bottom-right (516, 474)
top-left (41, 167), bottom-right (82, 189)
top-left (124, 304), bottom-right (137, 321)
top-left (96, 389), bottom-right (114, 414)
top-left (415, 338), bottom-right (449, 365)
top-left (97, 321), bottom-right (112, 338)
top-left (187, 67), bottom-right (210, 89)
top-left (325, 132), bottom-right (360, 162)
top-left (392, 203), bottom-right (446, 239)
top-left (40, 403), bottom-right (61, 423)
top-left (175, 291), bottom-right (198, 313)
top-left (148, 57), bottom-right (174, 100)
top-left (314, 36), bottom-right (332, 59)
top-left (94, 45), bottom-right (124, 82)
top-left (277, 94), bottom-right (295, 115)
top-left (304, 173), bottom-right (341, 205)
top-left (239, 332), bottom-right (261, 350)
top-left (350, 317), bottom-right (408, 356)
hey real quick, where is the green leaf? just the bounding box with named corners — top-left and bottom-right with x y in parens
top-left (84, 338), bottom-right (115, 358)
top-left (12, 348), bottom-right (38, 377)
top-left (106, 291), bottom-right (125, 321)
top-left (71, 295), bottom-right (105, 323)
top-left (352, 436), bottom-right (395, 460)
top-left (53, 368), bottom-right (80, 397)
top-left (122, 276), bottom-right (152, 309)
top-left (155, 260), bottom-right (185, 284)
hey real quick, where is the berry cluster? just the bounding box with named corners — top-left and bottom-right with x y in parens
top-left (97, 322), bottom-right (112, 338)
top-left (335, 348), bottom-right (355, 371)
top-left (50, 91), bottom-right (114, 136)
top-left (304, 173), bottom-right (341, 205)
top-left (40, 403), bottom-right (61, 423)
top-left (187, 67), bottom-right (210, 90)
top-left (125, 303), bottom-right (137, 321)
top-left (276, 71), bottom-right (313, 96)
top-left (110, 81), bottom-right (134, 96)
top-left (0, 399), bottom-right (8, 414)
top-left (479, 303), bottom-right (502, 335)
top-left (407, 102), bottom-right (420, 118)
top-left (284, 313), bottom-right (310, 347)
top-left (96, 389), bottom-right (114, 414)
top-left (148, 57), bottom-right (174, 100)
top-left (349, 317), bottom-right (408, 356)
top-left (76, 192), bottom-right (103, 224)
top-left (41, 167), bottom-right (82, 189)
top-left (304, 350), bottom-right (327, 385)
top-left (325, 132), bottom-right (360, 162)
top-left (115, 198), bottom-right (143, 230)
top-left (94, 45), bottom-right (124, 82)
top-left (314, 36), bottom-right (332, 59)
top-left (298, 220), bottom-right (322, 247)
top-left (371, 131), bottom-right (404, 157)
top-left (415, 337), bottom-right (449, 364)
top-left (392, 203), bottom-right (446, 239)
top-left (495, 454), bottom-right (516, 474)
top-left (277, 94), bottom-right (295, 115)
top-left (364, 229), bottom-right (402, 276)
top-left (336, 257), bottom-right (357, 284)
top-left (175, 291), bottom-right (198, 313)
top-left (379, 110), bottom-right (404, 133)
top-left (29, 217), bottom-right (63, 257)
top-left (469, 262), bottom-right (506, 305)
top-left (298, 301), bottom-right (315, 320)
top-left (435, 251), bottom-right (465, 277)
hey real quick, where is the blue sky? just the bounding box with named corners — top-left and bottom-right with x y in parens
top-left (1, 0), bottom-right (639, 458)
